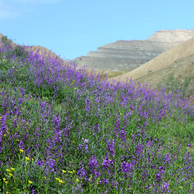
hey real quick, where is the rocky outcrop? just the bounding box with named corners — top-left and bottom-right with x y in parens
top-left (71, 29), bottom-right (194, 72)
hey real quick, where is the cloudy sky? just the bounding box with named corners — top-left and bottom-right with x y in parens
top-left (0, 0), bottom-right (193, 60)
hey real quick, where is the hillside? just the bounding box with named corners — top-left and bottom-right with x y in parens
top-left (0, 33), bottom-right (17, 48)
top-left (1, 32), bottom-right (194, 193)
top-left (23, 45), bottom-right (65, 62)
top-left (0, 33), bottom-right (68, 65)
top-left (108, 37), bottom-right (194, 88)
top-left (135, 54), bottom-right (194, 97)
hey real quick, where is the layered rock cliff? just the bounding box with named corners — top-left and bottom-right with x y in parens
top-left (71, 29), bottom-right (194, 72)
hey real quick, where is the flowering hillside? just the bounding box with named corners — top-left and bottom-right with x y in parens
top-left (0, 35), bottom-right (194, 193)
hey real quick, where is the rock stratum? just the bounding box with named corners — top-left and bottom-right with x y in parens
top-left (71, 29), bottom-right (194, 72)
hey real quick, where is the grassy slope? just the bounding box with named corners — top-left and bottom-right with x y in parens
top-left (0, 35), bottom-right (194, 193)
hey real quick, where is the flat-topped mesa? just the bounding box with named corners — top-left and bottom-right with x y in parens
top-left (72, 29), bottom-right (194, 72)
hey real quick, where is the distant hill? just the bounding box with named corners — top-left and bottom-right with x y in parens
top-left (108, 37), bottom-right (194, 80)
top-left (71, 29), bottom-right (194, 72)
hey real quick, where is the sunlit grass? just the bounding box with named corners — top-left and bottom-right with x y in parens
top-left (0, 35), bottom-right (194, 193)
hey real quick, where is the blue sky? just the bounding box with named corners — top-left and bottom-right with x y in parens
top-left (0, 0), bottom-right (193, 60)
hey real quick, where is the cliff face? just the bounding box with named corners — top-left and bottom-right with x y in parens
top-left (72, 29), bottom-right (194, 72)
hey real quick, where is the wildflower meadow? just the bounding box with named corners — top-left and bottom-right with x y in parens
top-left (0, 35), bottom-right (194, 193)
